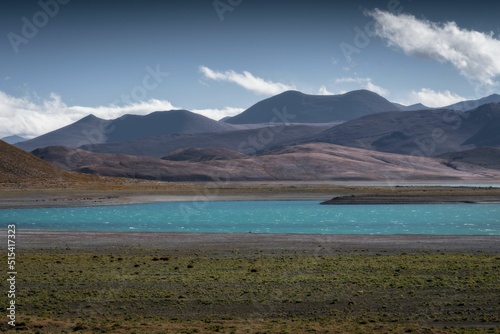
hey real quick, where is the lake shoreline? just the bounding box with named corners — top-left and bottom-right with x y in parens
top-left (1, 181), bottom-right (500, 209)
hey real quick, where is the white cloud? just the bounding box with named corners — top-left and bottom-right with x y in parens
top-left (0, 91), bottom-right (244, 138)
top-left (191, 107), bottom-right (245, 121)
top-left (368, 9), bottom-right (500, 86)
top-left (318, 85), bottom-right (335, 95)
top-left (199, 66), bottom-right (295, 96)
top-left (70, 99), bottom-right (178, 120)
top-left (335, 77), bottom-right (389, 97)
top-left (405, 88), bottom-right (466, 107)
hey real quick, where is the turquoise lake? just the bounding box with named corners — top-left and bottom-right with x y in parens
top-left (1, 201), bottom-right (499, 235)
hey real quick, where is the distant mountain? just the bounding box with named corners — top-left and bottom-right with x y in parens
top-left (224, 90), bottom-right (401, 124)
top-left (1, 135), bottom-right (27, 144)
top-left (105, 110), bottom-right (235, 143)
top-left (393, 93), bottom-right (500, 112)
top-left (33, 142), bottom-right (500, 182)
top-left (307, 103), bottom-right (500, 156)
top-left (76, 103), bottom-right (500, 159)
top-left (16, 114), bottom-right (110, 152)
top-left (16, 110), bottom-right (237, 152)
top-left (392, 102), bottom-right (432, 111)
top-left (444, 94), bottom-right (500, 111)
top-left (80, 124), bottom-right (332, 157)
top-left (462, 103), bottom-right (500, 147)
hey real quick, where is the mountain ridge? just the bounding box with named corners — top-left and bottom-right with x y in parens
top-left (13, 90), bottom-right (500, 160)
top-left (224, 89), bottom-right (401, 124)
top-left (444, 94), bottom-right (500, 111)
top-left (16, 110), bottom-right (237, 152)
top-left (305, 103), bottom-right (500, 156)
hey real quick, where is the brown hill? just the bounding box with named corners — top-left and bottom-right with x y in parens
top-left (0, 140), bottom-right (125, 190)
top-left (0, 140), bottom-right (73, 181)
top-left (162, 147), bottom-right (247, 162)
top-left (33, 143), bottom-right (500, 182)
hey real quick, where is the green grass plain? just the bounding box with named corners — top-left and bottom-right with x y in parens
top-left (4, 249), bottom-right (499, 333)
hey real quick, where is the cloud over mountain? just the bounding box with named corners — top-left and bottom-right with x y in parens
top-left (0, 91), bottom-right (242, 138)
top-left (406, 88), bottom-right (466, 107)
top-left (0, 91), bottom-right (178, 138)
top-left (368, 9), bottom-right (500, 87)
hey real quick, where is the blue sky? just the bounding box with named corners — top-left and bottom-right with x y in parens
top-left (1, 0), bottom-right (500, 138)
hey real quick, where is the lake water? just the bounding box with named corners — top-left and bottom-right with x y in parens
top-left (1, 201), bottom-right (499, 235)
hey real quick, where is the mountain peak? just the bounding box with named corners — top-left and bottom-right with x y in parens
top-left (344, 89), bottom-right (376, 95)
top-left (224, 89), bottom-right (397, 124)
top-left (81, 114), bottom-right (99, 120)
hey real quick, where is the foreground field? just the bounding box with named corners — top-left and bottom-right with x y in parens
top-left (6, 239), bottom-right (500, 333)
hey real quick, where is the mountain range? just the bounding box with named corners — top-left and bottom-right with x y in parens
top-left (47, 102), bottom-right (499, 160)
top-left (305, 103), bottom-right (500, 156)
top-left (5, 89), bottom-right (500, 182)
top-left (16, 110), bottom-right (238, 152)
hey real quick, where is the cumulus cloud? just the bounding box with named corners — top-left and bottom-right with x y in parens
top-left (335, 77), bottom-right (389, 97)
top-left (318, 85), bottom-right (335, 95)
top-left (368, 9), bottom-right (500, 86)
top-left (405, 88), bottom-right (466, 107)
top-left (0, 91), bottom-right (242, 138)
top-left (199, 66), bottom-right (296, 96)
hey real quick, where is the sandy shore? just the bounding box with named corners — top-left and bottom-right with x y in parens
top-left (14, 230), bottom-right (500, 255)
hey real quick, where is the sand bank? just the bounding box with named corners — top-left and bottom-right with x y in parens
top-left (15, 230), bottom-right (500, 255)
